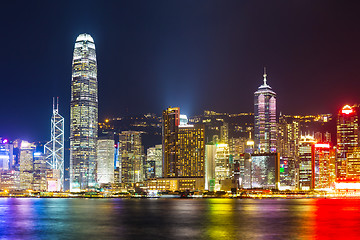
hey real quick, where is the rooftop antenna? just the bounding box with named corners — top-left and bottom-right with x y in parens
top-left (263, 67), bottom-right (267, 85)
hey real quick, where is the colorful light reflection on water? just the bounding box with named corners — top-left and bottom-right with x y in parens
top-left (0, 198), bottom-right (360, 239)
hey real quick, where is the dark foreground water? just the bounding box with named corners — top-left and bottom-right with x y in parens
top-left (0, 198), bottom-right (360, 239)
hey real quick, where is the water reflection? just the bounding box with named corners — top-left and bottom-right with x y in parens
top-left (0, 198), bottom-right (360, 239)
top-left (206, 199), bottom-right (235, 239)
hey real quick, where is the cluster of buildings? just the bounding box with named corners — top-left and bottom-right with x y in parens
top-left (1, 33), bottom-right (360, 194)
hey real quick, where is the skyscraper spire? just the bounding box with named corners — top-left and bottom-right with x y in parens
top-left (56, 97), bottom-right (59, 112)
top-left (263, 67), bottom-right (267, 86)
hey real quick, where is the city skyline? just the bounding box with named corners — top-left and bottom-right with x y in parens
top-left (2, 1), bottom-right (360, 142)
top-left (2, 2), bottom-right (360, 239)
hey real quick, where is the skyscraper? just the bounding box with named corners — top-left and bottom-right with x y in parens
top-left (19, 141), bottom-right (35, 190)
top-left (118, 131), bottom-right (144, 187)
top-left (177, 124), bottom-right (205, 177)
top-left (313, 143), bottom-right (334, 189)
top-left (145, 145), bottom-right (163, 179)
top-left (70, 33), bottom-right (98, 191)
top-left (44, 98), bottom-right (64, 190)
top-left (254, 69), bottom-right (277, 153)
top-left (298, 135), bottom-right (316, 190)
top-left (162, 107), bottom-right (180, 178)
top-left (97, 138), bottom-right (115, 185)
top-left (337, 105), bottom-right (359, 178)
top-left (162, 107), bottom-right (205, 179)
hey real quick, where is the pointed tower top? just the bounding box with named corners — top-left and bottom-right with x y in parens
top-left (263, 67), bottom-right (267, 85)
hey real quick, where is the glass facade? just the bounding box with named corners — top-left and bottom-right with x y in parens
top-left (118, 131), bottom-right (144, 187)
top-left (70, 33), bottom-right (98, 191)
top-left (249, 153), bottom-right (279, 189)
top-left (254, 72), bottom-right (277, 153)
top-left (97, 139), bottom-right (115, 184)
top-left (299, 136), bottom-right (316, 190)
top-left (337, 105), bottom-right (358, 178)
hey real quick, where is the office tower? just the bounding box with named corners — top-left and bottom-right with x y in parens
top-left (346, 147), bottom-right (360, 178)
top-left (337, 105), bottom-right (358, 178)
top-left (214, 143), bottom-right (232, 191)
top-left (162, 107), bottom-right (180, 178)
top-left (220, 122), bottom-right (229, 144)
top-left (244, 153), bottom-right (280, 189)
top-left (229, 137), bottom-right (247, 188)
top-left (97, 139), bottom-right (115, 184)
top-left (44, 98), bottom-right (64, 190)
top-left (0, 171), bottom-right (19, 190)
top-left (205, 144), bottom-right (217, 191)
top-left (254, 69), bottom-right (277, 153)
top-left (118, 131), bottom-right (144, 187)
top-left (298, 135), bottom-right (316, 190)
top-left (162, 107), bottom-right (205, 179)
top-left (277, 115), bottom-right (300, 188)
top-left (19, 141), bottom-right (35, 190)
top-left (33, 152), bottom-right (47, 191)
top-left (313, 143), bottom-right (334, 189)
top-left (0, 139), bottom-right (13, 171)
top-left (145, 145), bottom-right (162, 179)
top-left (70, 33), bottom-right (98, 191)
top-left (177, 124), bottom-right (205, 177)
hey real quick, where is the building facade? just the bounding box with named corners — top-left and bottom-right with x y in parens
top-left (145, 145), bottom-right (162, 179)
top-left (177, 125), bottom-right (205, 178)
top-left (313, 143), bottom-right (335, 189)
top-left (118, 131), bottom-right (144, 187)
top-left (162, 107), bottom-right (180, 178)
top-left (44, 98), bottom-right (64, 190)
top-left (19, 141), bottom-right (35, 190)
top-left (97, 139), bottom-right (115, 184)
top-left (337, 105), bottom-right (359, 178)
top-left (254, 70), bottom-right (277, 153)
top-left (298, 135), bottom-right (316, 190)
top-left (70, 33), bottom-right (98, 191)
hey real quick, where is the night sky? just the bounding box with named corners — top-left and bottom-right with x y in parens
top-left (1, 1), bottom-right (360, 141)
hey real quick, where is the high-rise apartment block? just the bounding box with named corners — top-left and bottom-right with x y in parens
top-left (70, 33), bottom-right (98, 191)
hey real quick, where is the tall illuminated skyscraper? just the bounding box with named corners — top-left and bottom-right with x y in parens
top-left (162, 107), bottom-right (205, 178)
top-left (254, 69), bottom-right (277, 153)
top-left (44, 98), bottom-right (64, 191)
top-left (162, 107), bottom-right (180, 178)
top-left (298, 135), bottom-right (316, 190)
top-left (70, 33), bottom-right (98, 191)
top-left (337, 105), bottom-right (359, 178)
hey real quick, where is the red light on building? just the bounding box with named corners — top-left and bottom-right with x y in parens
top-left (341, 105), bottom-right (354, 115)
top-left (314, 143), bottom-right (330, 148)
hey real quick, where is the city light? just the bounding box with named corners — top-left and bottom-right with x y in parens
top-left (341, 105), bottom-right (354, 114)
